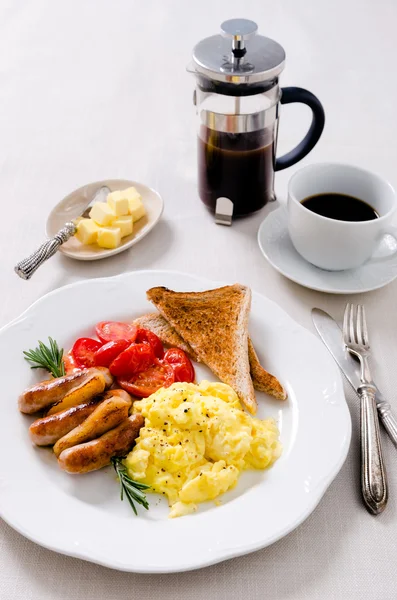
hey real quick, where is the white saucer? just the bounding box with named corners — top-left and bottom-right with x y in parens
top-left (46, 179), bottom-right (164, 261)
top-left (258, 208), bottom-right (397, 294)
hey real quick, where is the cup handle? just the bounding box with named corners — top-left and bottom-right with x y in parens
top-left (367, 226), bottom-right (397, 264)
top-left (275, 87), bottom-right (325, 171)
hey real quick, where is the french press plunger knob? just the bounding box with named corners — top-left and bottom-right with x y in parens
top-left (220, 18), bottom-right (258, 56)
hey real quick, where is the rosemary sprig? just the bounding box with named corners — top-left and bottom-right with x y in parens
top-left (112, 457), bottom-right (150, 515)
top-left (23, 337), bottom-right (65, 378)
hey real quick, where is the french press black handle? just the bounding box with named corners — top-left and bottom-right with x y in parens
top-left (275, 87), bottom-right (325, 171)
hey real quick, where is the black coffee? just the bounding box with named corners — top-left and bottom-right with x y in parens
top-left (301, 193), bottom-right (379, 222)
top-left (198, 126), bottom-right (275, 217)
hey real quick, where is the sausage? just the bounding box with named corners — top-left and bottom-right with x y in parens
top-left (29, 399), bottom-right (102, 446)
top-left (53, 391), bottom-right (132, 457)
top-left (28, 389), bottom-right (131, 446)
top-left (108, 389), bottom-right (132, 402)
top-left (46, 367), bottom-right (114, 416)
top-left (58, 414), bottom-right (144, 474)
top-left (20, 370), bottom-right (92, 414)
top-left (18, 367), bottom-right (113, 415)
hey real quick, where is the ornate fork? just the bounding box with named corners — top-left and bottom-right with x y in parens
top-left (343, 303), bottom-right (388, 515)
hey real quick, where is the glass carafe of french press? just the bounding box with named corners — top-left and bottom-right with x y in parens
top-left (189, 19), bottom-right (325, 219)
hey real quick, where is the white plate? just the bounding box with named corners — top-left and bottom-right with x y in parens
top-left (258, 208), bottom-right (397, 294)
top-left (0, 270), bottom-right (351, 573)
top-left (46, 179), bottom-right (164, 261)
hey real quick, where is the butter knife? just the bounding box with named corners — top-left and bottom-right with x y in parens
top-left (312, 308), bottom-right (397, 448)
top-left (14, 185), bottom-right (110, 280)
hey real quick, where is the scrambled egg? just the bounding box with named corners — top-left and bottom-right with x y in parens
top-left (125, 381), bottom-right (282, 518)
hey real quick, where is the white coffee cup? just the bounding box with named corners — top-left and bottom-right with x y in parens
top-left (287, 163), bottom-right (397, 271)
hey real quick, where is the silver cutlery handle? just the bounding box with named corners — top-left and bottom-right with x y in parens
top-left (14, 222), bottom-right (76, 280)
top-left (359, 384), bottom-right (388, 514)
top-left (377, 399), bottom-right (397, 448)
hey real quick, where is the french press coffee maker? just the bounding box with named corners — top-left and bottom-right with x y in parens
top-left (189, 19), bottom-right (325, 221)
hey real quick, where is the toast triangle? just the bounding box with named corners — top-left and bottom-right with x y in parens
top-left (146, 285), bottom-right (257, 414)
top-left (133, 313), bottom-right (286, 400)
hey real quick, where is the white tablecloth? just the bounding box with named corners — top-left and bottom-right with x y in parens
top-left (1, 1), bottom-right (397, 598)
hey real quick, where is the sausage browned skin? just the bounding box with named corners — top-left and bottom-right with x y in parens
top-left (28, 389), bottom-right (131, 446)
top-left (58, 414), bottom-right (144, 474)
top-left (46, 367), bottom-right (113, 416)
top-left (18, 367), bottom-right (113, 415)
top-left (53, 391), bottom-right (132, 457)
top-left (29, 399), bottom-right (102, 446)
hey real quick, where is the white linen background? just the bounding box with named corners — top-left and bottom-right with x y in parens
top-left (0, 1), bottom-right (396, 599)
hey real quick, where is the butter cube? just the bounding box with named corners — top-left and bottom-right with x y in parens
top-left (107, 191), bottom-right (130, 216)
top-left (123, 186), bottom-right (141, 201)
top-left (89, 202), bottom-right (115, 226)
top-left (75, 219), bottom-right (100, 245)
top-left (97, 227), bottom-right (121, 249)
top-left (112, 215), bottom-right (133, 238)
top-left (128, 197), bottom-right (146, 222)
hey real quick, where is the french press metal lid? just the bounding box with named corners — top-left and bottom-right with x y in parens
top-left (192, 18), bottom-right (286, 87)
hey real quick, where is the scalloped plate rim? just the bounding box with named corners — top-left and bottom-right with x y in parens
top-left (0, 270), bottom-right (351, 573)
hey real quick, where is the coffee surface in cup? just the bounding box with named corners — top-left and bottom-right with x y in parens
top-left (301, 193), bottom-right (379, 222)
